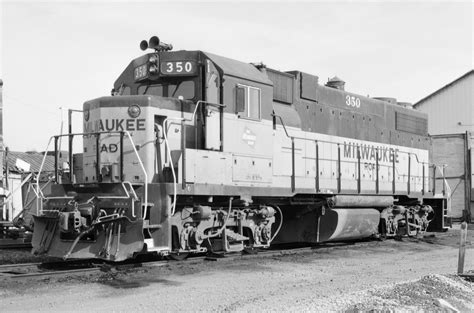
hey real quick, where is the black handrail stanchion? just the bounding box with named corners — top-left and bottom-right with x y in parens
top-left (120, 131), bottom-right (124, 181)
top-left (392, 151), bottom-right (396, 194)
top-left (357, 147), bottom-right (361, 194)
top-left (54, 136), bottom-right (59, 183)
top-left (408, 153), bottom-right (411, 194)
top-left (96, 133), bottom-right (101, 182)
top-left (68, 110), bottom-right (73, 183)
top-left (432, 165), bottom-right (436, 195)
top-left (181, 120), bottom-right (186, 190)
top-left (375, 148), bottom-right (379, 194)
top-left (291, 137), bottom-right (295, 192)
top-left (66, 108), bottom-right (83, 183)
top-left (315, 141), bottom-right (319, 192)
top-left (337, 144), bottom-right (341, 193)
top-left (68, 135), bottom-right (73, 182)
top-left (422, 163), bottom-right (425, 195)
top-left (442, 166), bottom-right (446, 196)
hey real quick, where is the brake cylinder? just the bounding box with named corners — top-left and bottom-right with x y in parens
top-left (194, 205), bottom-right (211, 219)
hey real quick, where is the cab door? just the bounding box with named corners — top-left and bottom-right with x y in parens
top-left (205, 60), bottom-right (221, 150)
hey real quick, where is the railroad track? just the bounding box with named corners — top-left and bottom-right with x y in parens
top-left (0, 247), bottom-right (313, 280)
top-left (0, 237), bottom-right (427, 280)
top-left (0, 261), bottom-right (101, 279)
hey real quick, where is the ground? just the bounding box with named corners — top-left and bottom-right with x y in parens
top-left (0, 227), bottom-right (473, 312)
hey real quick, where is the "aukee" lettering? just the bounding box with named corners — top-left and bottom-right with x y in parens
top-left (84, 119), bottom-right (146, 132)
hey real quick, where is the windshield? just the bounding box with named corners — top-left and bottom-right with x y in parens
top-left (138, 80), bottom-right (195, 100)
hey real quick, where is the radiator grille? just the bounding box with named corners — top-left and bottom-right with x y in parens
top-left (395, 112), bottom-right (427, 135)
top-left (267, 69), bottom-right (294, 104)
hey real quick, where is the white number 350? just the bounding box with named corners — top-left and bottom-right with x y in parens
top-left (345, 95), bottom-right (361, 108)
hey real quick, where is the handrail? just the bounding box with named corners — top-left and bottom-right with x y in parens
top-left (161, 118), bottom-right (181, 217)
top-left (124, 131), bottom-right (148, 219)
top-left (117, 181), bottom-right (139, 218)
top-left (191, 100), bottom-right (226, 124)
top-left (159, 101), bottom-right (222, 214)
top-left (35, 131), bottom-right (148, 217)
top-left (273, 113), bottom-right (447, 195)
top-left (274, 113), bottom-right (435, 167)
top-left (272, 113), bottom-right (291, 138)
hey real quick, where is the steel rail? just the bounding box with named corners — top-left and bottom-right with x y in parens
top-left (0, 244), bottom-right (343, 280)
top-left (0, 234), bottom-right (443, 280)
top-left (0, 242), bottom-right (363, 279)
top-left (0, 262), bottom-right (41, 270)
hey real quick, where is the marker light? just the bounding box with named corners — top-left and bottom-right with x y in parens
top-left (148, 54), bottom-right (159, 74)
top-left (149, 55), bottom-right (158, 64)
top-left (149, 66), bottom-right (158, 74)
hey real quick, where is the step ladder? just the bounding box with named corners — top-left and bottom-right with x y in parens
top-left (222, 228), bottom-right (249, 253)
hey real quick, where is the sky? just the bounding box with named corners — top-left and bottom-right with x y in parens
top-left (0, 0), bottom-right (473, 152)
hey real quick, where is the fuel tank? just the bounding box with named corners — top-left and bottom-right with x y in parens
top-left (318, 208), bottom-right (380, 242)
top-left (273, 206), bottom-right (380, 244)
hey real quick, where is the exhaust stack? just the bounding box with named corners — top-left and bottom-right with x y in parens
top-left (325, 76), bottom-right (345, 90)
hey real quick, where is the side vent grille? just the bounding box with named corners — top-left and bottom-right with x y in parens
top-left (395, 112), bottom-right (427, 135)
top-left (267, 68), bottom-right (294, 104)
top-left (300, 72), bottom-right (319, 102)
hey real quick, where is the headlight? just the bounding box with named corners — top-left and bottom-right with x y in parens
top-left (128, 104), bottom-right (141, 118)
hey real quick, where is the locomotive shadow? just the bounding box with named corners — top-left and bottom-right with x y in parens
top-left (99, 276), bottom-right (182, 289)
top-left (265, 238), bottom-right (390, 263)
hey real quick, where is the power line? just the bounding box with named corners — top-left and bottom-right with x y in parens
top-left (2, 94), bottom-right (60, 116)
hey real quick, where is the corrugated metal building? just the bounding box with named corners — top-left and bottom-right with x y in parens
top-left (414, 71), bottom-right (473, 135)
top-left (414, 70), bottom-right (474, 221)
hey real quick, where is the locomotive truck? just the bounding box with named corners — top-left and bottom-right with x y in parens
top-left (32, 36), bottom-right (450, 261)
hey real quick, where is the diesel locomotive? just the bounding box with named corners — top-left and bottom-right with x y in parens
top-left (32, 36), bottom-right (450, 261)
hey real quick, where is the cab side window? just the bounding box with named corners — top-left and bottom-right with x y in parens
top-left (235, 84), bottom-right (261, 120)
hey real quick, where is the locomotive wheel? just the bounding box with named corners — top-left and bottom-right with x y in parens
top-left (167, 252), bottom-right (189, 261)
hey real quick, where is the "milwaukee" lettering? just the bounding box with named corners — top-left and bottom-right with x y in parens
top-left (343, 141), bottom-right (400, 163)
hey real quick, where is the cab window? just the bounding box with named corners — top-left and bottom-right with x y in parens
top-left (113, 84), bottom-right (131, 96)
top-left (138, 80), bottom-right (195, 100)
top-left (121, 86), bottom-right (131, 96)
top-left (138, 84), bottom-right (163, 96)
top-left (235, 84), bottom-right (261, 120)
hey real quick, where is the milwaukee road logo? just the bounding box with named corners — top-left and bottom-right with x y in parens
top-left (84, 118), bottom-right (146, 132)
top-left (343, 141), bottom-right (400, 163)
top-left (242, 128), bottom-right (256, 147)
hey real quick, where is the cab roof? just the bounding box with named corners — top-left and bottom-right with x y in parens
top-left (203, 52), bottom-right (273, 86)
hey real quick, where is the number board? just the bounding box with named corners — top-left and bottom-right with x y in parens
top-left (345, 95), bottom-right (361, 108)
top-left (160, 61), bottom-right (197, 76)
top-left (134, 64), bottom-right (148, 81)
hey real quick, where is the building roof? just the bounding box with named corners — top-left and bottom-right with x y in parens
top-left (414, 70), bottom-right (474, 108)
top-left (5, 151), bottom-right (56, 173)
